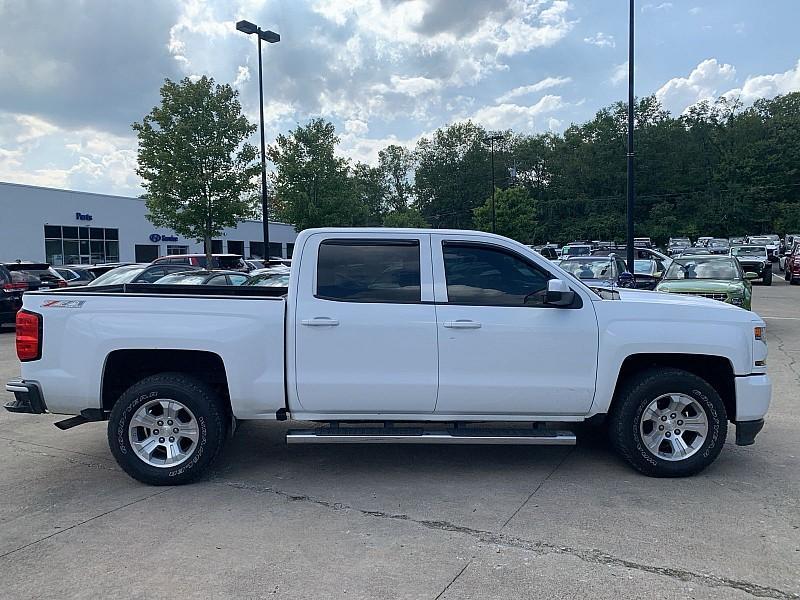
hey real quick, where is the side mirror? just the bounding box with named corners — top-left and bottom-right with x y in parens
top-left (745, 272), bottom-right (758, 280)
top-left (545, 279), bottom-right (575, 307)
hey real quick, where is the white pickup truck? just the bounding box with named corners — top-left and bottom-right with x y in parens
top-left (6, 228), bottom-right (771, 485)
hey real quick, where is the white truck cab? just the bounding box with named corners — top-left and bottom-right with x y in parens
top-left (5, 228), bottom-right (771, 485)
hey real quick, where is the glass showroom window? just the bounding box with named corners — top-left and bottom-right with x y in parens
top-left (44, 226), bottom-right (119, 265)
top-left (166, 245), bottom-right (188, 255)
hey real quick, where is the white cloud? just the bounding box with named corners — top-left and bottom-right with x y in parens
top-left (496, 77), bottom-right (571, 102)
top-left (233, 65), bottom-right (250, 88)
top-left (610, 62), bottom-right (629, 86)
top-left (655, 58), bottom-right (736, 113)
top-left (388, 76), bottom-right (441, 97)
top-left (472, 95), bottom-right (565, 130)
top-left (13, 114), bottom-right (59, 143)
top-left (642, 2), bottom-right (673, 12)
top-left (583, 32), bottom-right (615, 48)
top-left (723, 59), bottom-right (800, 104)
top-left (344, 119), bottom-right (369, 135)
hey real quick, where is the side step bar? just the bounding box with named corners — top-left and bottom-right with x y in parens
top-left (286, 427), bottom-right (576, 446)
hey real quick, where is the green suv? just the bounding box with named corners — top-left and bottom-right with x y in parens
top-left (655, 255), bottom-right (753, 310)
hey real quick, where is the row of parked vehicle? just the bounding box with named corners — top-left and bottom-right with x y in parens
top-left (0, 253), bottom-right (291, 327)
top-left (531, 233), bottom-right (800, 311)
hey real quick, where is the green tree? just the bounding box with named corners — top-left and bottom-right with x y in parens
top-left (383, 208), bottom-right (429, 228)
top-left (133, 76), bottom-right (259, 265)
top-left (378, 144), bottom-right (415, 212)
top-left (268, 118), bottom-right (365, 230)
top-left (473, 186), bottom-right (537, 243)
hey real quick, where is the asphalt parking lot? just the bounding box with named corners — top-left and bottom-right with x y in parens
top-left (1, 282), bottom-right (798, 600)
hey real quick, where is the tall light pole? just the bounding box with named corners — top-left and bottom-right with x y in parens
top-left (483, 134), bottom-right (504, 233)
top-left (236, 20), bottom-right (280, 260)
top-left (626, 0), bottom-right (636, 272)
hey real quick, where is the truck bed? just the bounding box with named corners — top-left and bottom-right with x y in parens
top-left (36, 282), bottom-right (288, 298)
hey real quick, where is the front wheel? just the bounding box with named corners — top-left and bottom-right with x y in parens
top-left (609, 368), bottom-right (727, 477)
top-left (108, 372), bottom-right (228, 485)
top-left (762, 272), bottom-right (772, 286)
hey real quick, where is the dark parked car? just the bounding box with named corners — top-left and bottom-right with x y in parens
top-left (559, 256), bottom-right (636, 289)
top-left (152, 253), bottom-right (248, 271)
top-left (707, 238), bottom-right (730, 255)
top-left (667, 237), bottom-right (691, 256)
top-left (730, 246), bottom-right (772, 286)
top-left (243, 266), bottom-right (291, 288)
top-left (1, 262), bottom-right (67, 326)
top-left (153, 270), bottom-right (250, 286)
top-left (88, 263), bottom-right (202, 286)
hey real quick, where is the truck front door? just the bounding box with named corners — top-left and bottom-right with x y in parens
top-left (293, 233), bottom-right (438, 415)
top-left (431, 236), bottom-right (599, 416)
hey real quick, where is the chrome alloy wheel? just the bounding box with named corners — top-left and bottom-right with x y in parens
top-left (128, 399), bottom-right (199, 468)
top-left (639, 393), bottom-right (709, 462)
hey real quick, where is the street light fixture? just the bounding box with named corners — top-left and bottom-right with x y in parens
top-left (236, 20), bottom-right (280, 260)
top-left (482, 134), bottom-right (504, 234)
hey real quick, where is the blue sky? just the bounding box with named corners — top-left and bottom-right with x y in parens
top-left (1, 0), bottom-right (798, 196)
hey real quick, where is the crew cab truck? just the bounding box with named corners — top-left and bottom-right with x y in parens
top-left (5, 229), bottom-right (771, 485)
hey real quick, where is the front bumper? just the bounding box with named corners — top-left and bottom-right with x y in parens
top-left (734, 373), bottom-right (771, 444)
top-left (4, 379), bottom-right (47, 414)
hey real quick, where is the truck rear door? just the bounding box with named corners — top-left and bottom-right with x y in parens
top-left (292, 232), bottom-right (438, 414)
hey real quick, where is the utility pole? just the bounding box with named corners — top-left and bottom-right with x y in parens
top-left (626, 0), bottom-right (636, 271)
top-left (483, 134), bottom-right (504, 233)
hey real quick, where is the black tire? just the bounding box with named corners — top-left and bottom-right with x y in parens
top-left (791, 277), bottom-right (799, 286)
top-left (762, 272), bottom-right (772, 286)
top-left (108, 372), bottom-right (227, 485)
top-left (608, 368), bottom-right (727, 477)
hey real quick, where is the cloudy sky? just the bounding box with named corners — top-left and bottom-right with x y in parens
top-left (1, 0), bottom-right (798, 196)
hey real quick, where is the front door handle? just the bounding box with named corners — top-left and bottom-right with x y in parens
top-left (443, 320), bottom-right (481, 329)
top-left (301, 317), bottom-right (340, 327)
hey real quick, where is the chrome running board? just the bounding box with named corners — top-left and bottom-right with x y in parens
top-left (286, 427), bottom-right (576, 445)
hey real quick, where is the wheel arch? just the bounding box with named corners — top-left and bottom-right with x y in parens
top-left (101, 349), bottom-right (231, 416)
top-left (611, 353), bottom-right (736, 421)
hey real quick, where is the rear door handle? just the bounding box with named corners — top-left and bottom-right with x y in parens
top-left (443, 320), bottom-right (481, 329)
top-left (301, 317), bottom-right (340, 327)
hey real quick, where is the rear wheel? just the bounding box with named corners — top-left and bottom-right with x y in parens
top-left (762, 271), bottom-right (772, 286)
top-left (609, 368), bottom-right (727, 477)
top-left (108, 372), bottom-right (227, 485)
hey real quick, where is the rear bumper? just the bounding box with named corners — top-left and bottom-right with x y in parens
top-left (4, 379), bottom-right (47, 414)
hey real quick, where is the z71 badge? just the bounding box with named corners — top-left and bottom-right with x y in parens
top-left (41, 300), bottom-right (86, 309)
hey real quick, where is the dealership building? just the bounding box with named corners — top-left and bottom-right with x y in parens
top-left (0, 181), bottom-right (298, 265)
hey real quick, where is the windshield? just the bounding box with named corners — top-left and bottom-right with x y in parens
top-left (563, 246), bottom-right (591, 257)
top-left (663, 258), bottom-right (740, 280)
top-left (731, 246), bottom-right (766, 257)
top-left (155, 274), bottom-right (209, 285)
top-left (709, 240), bottom-right (728, 248)
top-left (634, 260), bottom-right (655, 274)
top-left (88, 266), bottom-right (145, 286)
top-left (560, 259), bottom-right (613, 279)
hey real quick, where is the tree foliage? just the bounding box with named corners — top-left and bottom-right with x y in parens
top-left (268, 93), bottom-right (800, 244)
top-left (133, 76), bottom-right (259, 261)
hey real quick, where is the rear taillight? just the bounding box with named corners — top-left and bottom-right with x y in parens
top-left (16, 310), bottom-right (42, 361)
top-left (2, 282), bottom-right (28, 292)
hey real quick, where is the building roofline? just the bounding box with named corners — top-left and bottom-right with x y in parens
top-left (0, 181), bottom-right (296, 227)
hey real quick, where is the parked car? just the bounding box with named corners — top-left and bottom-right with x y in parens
top-left (632, 259), bottom-right (666, 290)
top-left (746, 236), bottom-right (780, 264)
top-left (245, 257), bottom-right (292, 270)
top-left (88, 263), bottom-right (202, 286)
top-left (54, 264), bottom-right (129, 286)
top-left (656, 256), bottom-right (753, 310)
top-left (151, 253), bottom-right (248, 271)
top-left (707, 238), bottom-right (730, 255)
top-left (6, 227), bottom-right (771, 484)
top-left (560, 244), bottom-right (592, 258)
top-left (591, 246), bottom-right (672, 269)
top-left (729, 237), bottom-right (746, 246)
top-left (783, 234), bottom-right (800, 255)
top-left (529, 245), bottom-right (559, 260)
top-left (153, 270), bottom-right (250, 286)
top-left (730, 246), bottom-right (772, 286)
top-left (243, 266), bottom-right (291, 288)
top-left (784, 241), bottom-right (800, 285)
top-left (1, 262), bottom-right (66, 327)
top-left (632, 237), bottom-right (652, 248)
top-left (677, 248), bottom-right (713, 257)
top-left (667, 237), bottom-right (691, 256)
top-left (695, 236), bottom-right (713, 247)
top-left (559, 256), bottom-right (636, 289)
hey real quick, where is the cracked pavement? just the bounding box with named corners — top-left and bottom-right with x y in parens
top-left (0, 280), bottom-right (798, 599)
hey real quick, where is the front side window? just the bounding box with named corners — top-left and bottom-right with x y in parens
top-left (443, 243), bottom-right (549, 306)
top-left (316, 240), bottom-right (421, 303)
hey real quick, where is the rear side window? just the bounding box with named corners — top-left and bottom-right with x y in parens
top-left (443, 243), bottom-right (550, 306)
top-left (316, 240), bottom-right (421, 303)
